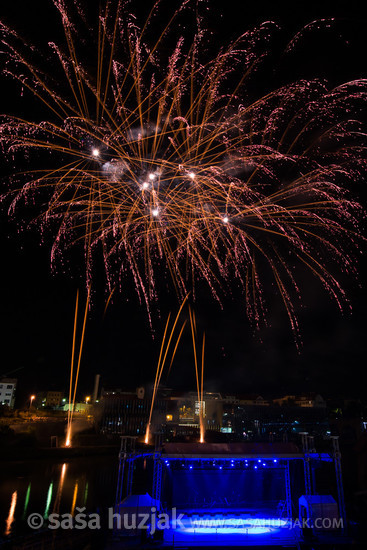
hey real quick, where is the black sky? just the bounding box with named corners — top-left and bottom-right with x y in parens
top-left (0, 0), bottom-right (366, 406)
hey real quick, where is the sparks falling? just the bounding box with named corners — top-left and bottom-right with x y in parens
top-left (1, 1), bottom-right (366, 338)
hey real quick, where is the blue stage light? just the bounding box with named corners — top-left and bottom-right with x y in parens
top-left (170, 515), bottom-right (286, 538)
top-left (273, 459), bottom-right (278, 463)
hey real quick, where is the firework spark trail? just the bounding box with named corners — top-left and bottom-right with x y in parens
top-left (189, 307), bottom-right (205, 443)
top-left (144, 313), bottom-right (171, 445)
top-left (1, 1), bottom-right (366, 339)
top-left (66, 290), bottom-right (79, 446)
top-left (66, 289), bottom-right (89, 447)
top-left (145, 294), bottom-right (188, 444)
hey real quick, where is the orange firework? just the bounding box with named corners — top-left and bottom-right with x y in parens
top-left (66, 289), bottom-right (89, 447)
top-left (1, 1), bottom-right (366, 339)
top-left (189, 307), bottom-right (205, 443)
top-left (145, 295), bottom-right (188, 444)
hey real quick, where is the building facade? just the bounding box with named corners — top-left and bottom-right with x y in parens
top-left (35, 391), bottom-right (64, 409)
top-left (98, 388), bottom-right (167, 436)
top-left (0, 378), bottom-right (17, 408)
top-left (163, 391), bottom-right (223, 438)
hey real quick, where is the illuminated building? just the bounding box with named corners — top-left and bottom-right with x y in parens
top-left (164, 391), bottom-right (223, 437)
top-left (98, 388), bottom-right (166, 436)
top-left (0, 378), bottom-right (17, 408)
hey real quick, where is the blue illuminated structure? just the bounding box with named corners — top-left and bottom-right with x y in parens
top-left (156, 442), bottom-right (297, 544)
top-left (115, 436), bottom-right (350, 546)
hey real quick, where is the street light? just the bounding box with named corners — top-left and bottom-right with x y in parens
top-left (29, 395), bottom-right (35, 409)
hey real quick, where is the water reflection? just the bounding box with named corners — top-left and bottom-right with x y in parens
top-left (53, 463), bottom-right (67, 514)
top-left (71, 483), bottom-right (78, 516)
top-left (22, 483), bottom-right (31, 520)
top-left (44, 482), bottom-right (53, 519)
top-left (84, 481), bottom-right (89, 507)
top-left (0, 456), bottom-right (118, 538)
top-left (5, 491), bottom-right (17, 536)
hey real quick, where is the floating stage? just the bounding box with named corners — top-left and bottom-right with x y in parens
top-left (161, 513), bottom-right (299, 547)
top-left (114, 436), bottom-right (354, 547)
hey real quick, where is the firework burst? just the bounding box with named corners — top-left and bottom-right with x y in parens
top-left (1, 0), bottom-right (366, 336)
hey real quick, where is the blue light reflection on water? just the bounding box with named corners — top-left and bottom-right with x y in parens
top-left (182, 526), bottom-right (273, 535)
top-left (164, 514), bottom-right (293, 543)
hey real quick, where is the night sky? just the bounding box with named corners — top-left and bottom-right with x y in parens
top-left (1, 0), bottom-right (366, 406)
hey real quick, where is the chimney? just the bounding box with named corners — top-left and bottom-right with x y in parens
top-left (92, 374), bottom-right (100, 403)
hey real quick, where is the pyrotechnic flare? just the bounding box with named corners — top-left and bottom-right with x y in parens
top-left (145, 295), bottom-right (188, 444)
top-left (1, 1), bottom-right (366, 337)
top-left (189, 307), bottom-right (205, 443)
top-left (66, 289), bottom-right (89, 447)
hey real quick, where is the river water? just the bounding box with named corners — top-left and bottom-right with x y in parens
top-left (0, 455), bottom-right (119, 543)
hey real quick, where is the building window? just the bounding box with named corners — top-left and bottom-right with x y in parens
top-left (195, 401), bottom-right (205, 417)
